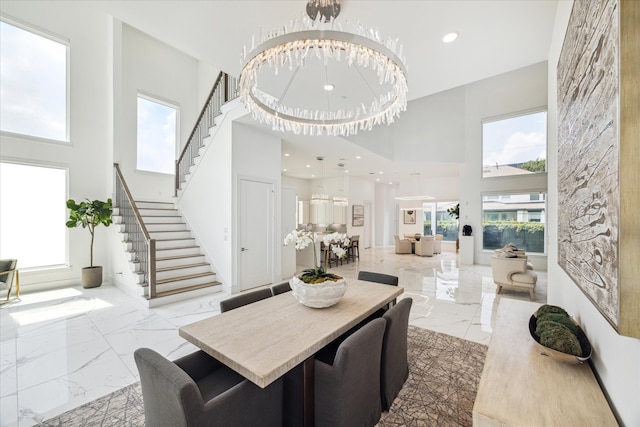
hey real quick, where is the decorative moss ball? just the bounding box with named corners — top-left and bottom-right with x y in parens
top-left (536, 304), bottom-right (570, 318)
top-left (535, 320), bottom-right (570, 338)
top-left (537, 313), bottom-right (579, 335)
top-left (539, 324), bottom-right (583, 356)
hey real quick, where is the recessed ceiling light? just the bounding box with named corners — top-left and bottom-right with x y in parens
top-left (323, 83), bottom-right (335, 91)
top-left (306, 164), bottom-right (311, 168)
top-left (376, 178), bottom-right (380, 182)
top-left (356, 156), bottom-right (361, 159)
top-left (442, 32), bottom-right (458, 43)
top-left (283, 168), bottom-right (287, 172)
top-left (378, 171), bottom-right (384, 174)
top-left (389, 181), bottom-right (393, 185)
top-left (284, 153), bottom-right (290, 157)
top-left (345, 170), bottom-right (349, 173)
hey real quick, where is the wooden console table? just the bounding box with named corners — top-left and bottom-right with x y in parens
top-left (473, 299), bottom-right (618, 426)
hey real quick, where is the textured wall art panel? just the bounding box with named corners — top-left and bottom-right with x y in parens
top-left (557, 0), bottom-right (620, 328)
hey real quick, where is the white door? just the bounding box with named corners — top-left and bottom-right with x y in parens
top-left (238, 178), bottom-right (274, 291)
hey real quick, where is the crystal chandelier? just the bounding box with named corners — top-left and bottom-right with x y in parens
top-left (333, 162), bottom-right (348, 206)
top-left (238, 0), bottom-right (408, 137)
top-left (310, 157), bottom-right (329, 204)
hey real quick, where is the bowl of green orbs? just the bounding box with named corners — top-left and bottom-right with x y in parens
top-left (529, 304), bottom-right (592, 364)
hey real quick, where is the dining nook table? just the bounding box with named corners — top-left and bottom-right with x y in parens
top-left (179, 279), bottom-right (404, 427)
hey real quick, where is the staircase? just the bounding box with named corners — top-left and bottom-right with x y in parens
top-left (112, 73), bottom-right (237, 305)
top-left (115, 200), bottom-right (221, 301)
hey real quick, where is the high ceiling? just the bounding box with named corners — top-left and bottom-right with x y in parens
top-left (92, 0), bottom-right (558, 184)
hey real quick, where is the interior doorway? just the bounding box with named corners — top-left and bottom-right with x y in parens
top-left (238, 178), bottom-right (274, 291)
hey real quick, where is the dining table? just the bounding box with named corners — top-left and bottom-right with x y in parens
top-left (179, 279), bottom-right (404, 427)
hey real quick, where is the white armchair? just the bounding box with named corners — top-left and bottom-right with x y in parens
top-left (491, 255), bottom-right (537, 300)
top-left (433, 234), bottom-right (443, 254)
top-left (415, 236), bottom-right (434, 257)
top-left (394, 235), bottom-right (412, 254)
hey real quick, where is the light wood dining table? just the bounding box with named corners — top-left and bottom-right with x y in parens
top-left (179, 279), bottom-right (404, 427)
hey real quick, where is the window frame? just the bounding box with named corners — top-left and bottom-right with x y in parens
top-left (0, 159), bottom-right (69, 270)
top-left (421, 201), bottom-right (459, 242)
top-left (481, 190), bottom-right (547, 255)
top-left (136, 92), bottom-right (180, 175)
top-left (481, 107), bottom-right (548, 180)
top-left (0, 15), bottom-right (70, 144)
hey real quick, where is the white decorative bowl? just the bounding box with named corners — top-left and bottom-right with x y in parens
top-left (289, 276), bottom-right (347, 308)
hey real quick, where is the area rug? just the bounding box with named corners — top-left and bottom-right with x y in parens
top-left (37, 326), bottom-right (487, 427)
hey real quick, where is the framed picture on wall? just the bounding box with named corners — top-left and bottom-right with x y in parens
top-left (404, 210), bottom-right (416, 224)
top-left (352, 205), bottom-right (364, 226)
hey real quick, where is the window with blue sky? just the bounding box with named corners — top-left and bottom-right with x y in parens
top-left (482, 110), bottom-right (547, 178)
top-left (0, 19), bottom-right (68, 141)
top-left (137, 95), bottom-right (178, 175)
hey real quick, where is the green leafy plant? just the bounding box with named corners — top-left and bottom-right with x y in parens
top-left (519, 159), bottom-right (546, 173)
top-left (447, 203), bottom-right (460, 220)
top-left (66, 198), bottom-right (113, 267)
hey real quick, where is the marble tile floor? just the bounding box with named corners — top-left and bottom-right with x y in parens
top-left (0, 247), bottom-right (546, 427)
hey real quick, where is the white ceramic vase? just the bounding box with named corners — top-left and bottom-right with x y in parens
top-left (289, 276), bottom-right (347, 308)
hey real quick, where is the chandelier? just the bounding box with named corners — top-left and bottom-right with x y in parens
top-left (333, 162), bottom-right (348, 206)
top-left (238, 0), bottom-right (408, 137)
top-left (310, 156), bottom-right (329, 204)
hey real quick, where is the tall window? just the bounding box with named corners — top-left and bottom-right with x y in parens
top-left (0, 162), bottom-right (67, 269)
top-left (422, 201), bottom-right (459, 241)
top-left (482, 110), bottom-right (547, 178)
top-left (482, 193), bottom-right (546, 253)
top-left (0, 19), bottom-right (68, 141)
top-left (137, 95), bottom-right (178, 174)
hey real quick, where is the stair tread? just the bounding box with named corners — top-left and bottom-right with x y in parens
top-left (152, 281), bottom-right (222, 298)
top-left (156, 271), bottom-right (217, 284)
top-left (156, 262), bottom-right (210, 272)
top-left (156, 245), bottom-right (200, 251)
top-left (156, 254), bottom-right (205, 262)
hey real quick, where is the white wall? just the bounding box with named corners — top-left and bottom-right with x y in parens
top-left (346, 176), bottom-right (376, 239)
top-left (282, 176), bottom-right (311, 200)
top-left (367, 62), bottom-right (547, 259)
top-left (178, 105), bottom-right (246, 289)
top-left (547, 1), bottom-right (639, 425)
top-left (0, 2), bottom-right (113, 289)
top-left (231, 122), bottom-right (283, 291)
top-left (393, 87), bottom-right (466, 163)
top-left (118, 24), bottom-right (200, 201)
top-left (460, 61), bottom-right (549, 269)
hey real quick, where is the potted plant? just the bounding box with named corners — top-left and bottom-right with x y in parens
top-left (447, 203), bottom-right (460, 252)
top-left (66, 198), bottom-right (113, 288)
top-left (283, 229), bottom-right (350, 307)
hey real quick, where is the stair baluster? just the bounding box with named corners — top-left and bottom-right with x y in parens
top-left (114, 163), bottom-right (157, 299)
top-left (175, 72), bottom-right (238, 195)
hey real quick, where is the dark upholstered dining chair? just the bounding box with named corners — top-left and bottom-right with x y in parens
top-left (358, 270), bottom-right (399, 314)
top-left (357, 270), bottom-right (399, 286)
top-left (271, 281), bottom-right (291, 296)
top-left (134, 348), bottom-right (283, 427)
top-left (381, 297), bottom-right (413, 411)
top-left (219, 288), bottom-right (272, 312)
top-left (314, 318), bottom-right (386, 427)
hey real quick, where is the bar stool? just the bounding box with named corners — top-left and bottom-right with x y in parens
top-left (349, 235), bottom-right (360, 261)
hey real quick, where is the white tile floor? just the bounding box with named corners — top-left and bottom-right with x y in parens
top-left (0, 247), bottom-right (546, 427)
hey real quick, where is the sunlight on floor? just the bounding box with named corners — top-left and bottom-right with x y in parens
top-left (10, 293), bottom-right (112, 326)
